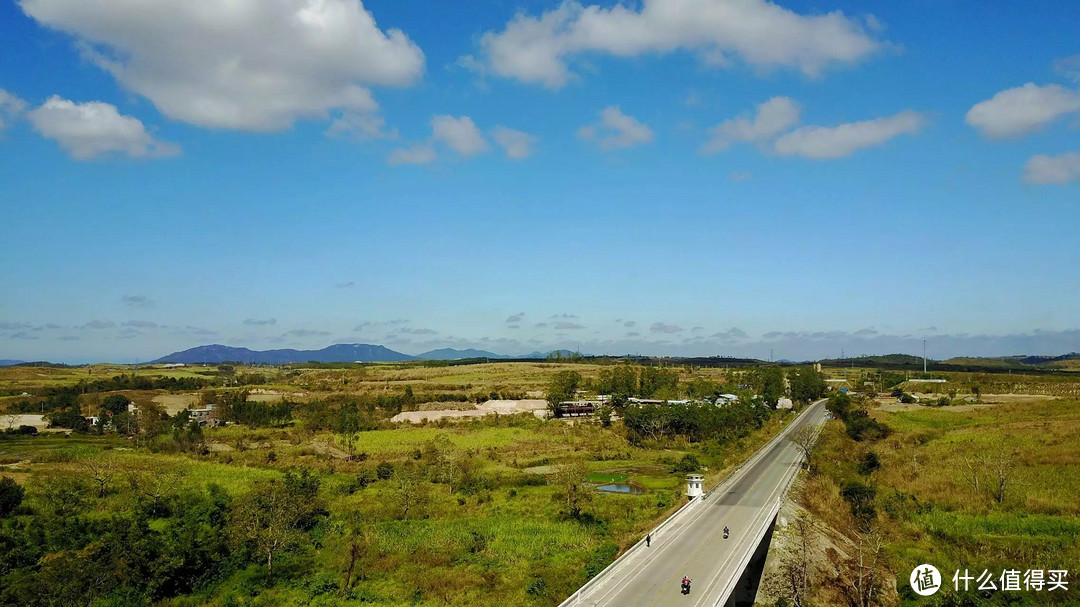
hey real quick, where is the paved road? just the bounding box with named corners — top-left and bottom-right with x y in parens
top-left (563, 401), bottom-right (828, 607)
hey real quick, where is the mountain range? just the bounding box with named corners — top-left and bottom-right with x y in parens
top-left (150, 344), bottom-right (537, 364)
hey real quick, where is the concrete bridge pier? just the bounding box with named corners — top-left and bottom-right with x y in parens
top-left (725, 512), bottom-right (778, 607)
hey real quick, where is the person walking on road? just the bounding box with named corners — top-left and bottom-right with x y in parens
top-left (646, 533), bottom-right (651, 547)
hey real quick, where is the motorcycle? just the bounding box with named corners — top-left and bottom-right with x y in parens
top-left (723, 526), bottom-right (729, 540)
top-left (681, 578), bottom-right (691, 595)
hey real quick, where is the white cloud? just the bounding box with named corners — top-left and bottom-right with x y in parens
top-left (773, 110), bottom-right (924, 159)
top-left (578, 106), bottom-right (653, 150)
top-left (431, 115), bottom-right (488, 156)
top-left (388, 143), bottom-right (436, 165)
top-left (27, 96), bottom-right (179, 160)
top-left (0, 88), bottom-right (28, 130)
top-left (965, 83), bottom-right (1080, 139)
top-left (703, 96), bottom-right (800, 153)
top-left (325, 111), bottom-right (397, 140)
top-left (470, 0), bottom-right (883, 88)
top-left (1023, 152), bottom-right (1080, 185)
top-left (492, 125), bottom-right (537, 159)
top-left (20, 0), bottom-right (424, 131)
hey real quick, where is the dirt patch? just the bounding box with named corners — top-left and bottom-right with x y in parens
top-left (876, 393), bottom-right (1056, 413)
top-left (151, 393), bottom-right (199, 414)
top-left (521, 465), bottom-right (556, 474)
top-left (391, 399), bottom-right (550, 423)
top-left (756, 478), bottom-right (863, 606)
top-left (2, 414), bottom-right (49, 430)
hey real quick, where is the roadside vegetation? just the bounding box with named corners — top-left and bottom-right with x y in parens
top-left (773, 389), bottom-right (1080, 607)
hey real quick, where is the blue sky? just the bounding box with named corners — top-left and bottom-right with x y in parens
top-left (1, 0), bottom-right (1079, 363)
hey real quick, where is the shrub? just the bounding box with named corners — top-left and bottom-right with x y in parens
top-left (857, 452), bottom-right (881, 475)
top-left (841, 481), bottom-right (877, 527)
top-left (0, 476), bottom-right (24, 517)
top-left (672, 453), bottom-right (701, 473)
top-left (376, 462), bottom-right (394, 480)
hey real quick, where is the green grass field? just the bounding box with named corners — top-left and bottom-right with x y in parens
top-left (802, 398), bottom-right (1080, 606)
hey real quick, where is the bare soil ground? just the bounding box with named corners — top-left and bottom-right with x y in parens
top-left (391, 399), bottom-right (549, 423)
top-left (151, 393), bottom-right (199, 414)
top-left (876, 393), bottom-right (1055, 412)
top-left (2, 414), bottom-right (53, 431)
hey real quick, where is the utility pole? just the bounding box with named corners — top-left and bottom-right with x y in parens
top-left (923, 339), bottom-right (927, 376)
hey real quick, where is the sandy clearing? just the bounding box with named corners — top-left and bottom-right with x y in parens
top-left (152, 393), bottom-right (199, 414)
top-left (2, 414), bottom-right (49, 430)
top-left (876, 393), bottom-right (1059, 413)
top-left (391, 399), bottom-right (550, 423)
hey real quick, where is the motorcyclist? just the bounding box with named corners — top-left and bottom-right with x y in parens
top-left (681, 576), bottom-right (691, 593)
top-left (723, 525), bottom-right (729, 538)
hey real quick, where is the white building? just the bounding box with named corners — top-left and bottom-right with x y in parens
top-left (686, 474), bottom-right (704, 500)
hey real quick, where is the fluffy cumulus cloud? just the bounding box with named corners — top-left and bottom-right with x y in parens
top-left (578, 106), bottom-right (653, 150)
top-left (1023, 152), bottom-right (1080, 185)
top-left (0, 88), bottom-right (28, 130)
top-left (389, 115), bottom-right (505, 164)
top-left (773, 110), bottom-right (924, 159)
top-left (965, 83), bottom-right (1080, 139)
top-left (28, 96), bottom-right (179, 160)
top-left (468, 0), bottom-right (883, 88)
top-left (431, 115), bottom-right (488, 156)
top-left (19, 0), bottom-right (424, 131)
top-left (703, 96), bottom-right (800, 153)
top-left (492, 126), bottom-right (537, 159)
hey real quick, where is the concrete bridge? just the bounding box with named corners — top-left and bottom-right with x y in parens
top-left (559, 400), bottom-right (828, 607)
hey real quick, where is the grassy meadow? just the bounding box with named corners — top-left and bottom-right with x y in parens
top-left (798, 397), bottom-right (1080, 606)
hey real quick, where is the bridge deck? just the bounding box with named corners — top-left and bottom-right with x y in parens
top-left (563, 401), bottom-right (827, 607)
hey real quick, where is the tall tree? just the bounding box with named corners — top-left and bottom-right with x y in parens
top-left (789, 367), bottom-right (826, 404)
top-left (546, 370), bottom-right (582, 417)
top-left (550, 461), bottom-right (592, 518)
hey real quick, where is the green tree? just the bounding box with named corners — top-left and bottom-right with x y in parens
top-left (229, 469), bottom-right (324, 580)
top-left (596, 365), bottom-right (638, 406)
top-left (100, 393), bottom-right (131, 417)
top-left (546, 370), bottom-right (582, 417)
top-left (754, 366), bottom-right (785, 408)
top-left (550, 461), bottom-right (592, 518)
top-left (638, 367), bottom-right (679, 399)
top-left (789, 367), bottom-right (826, 404)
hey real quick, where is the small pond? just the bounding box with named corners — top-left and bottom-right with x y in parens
top-left (595, 483), bottom-right (646, 494)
